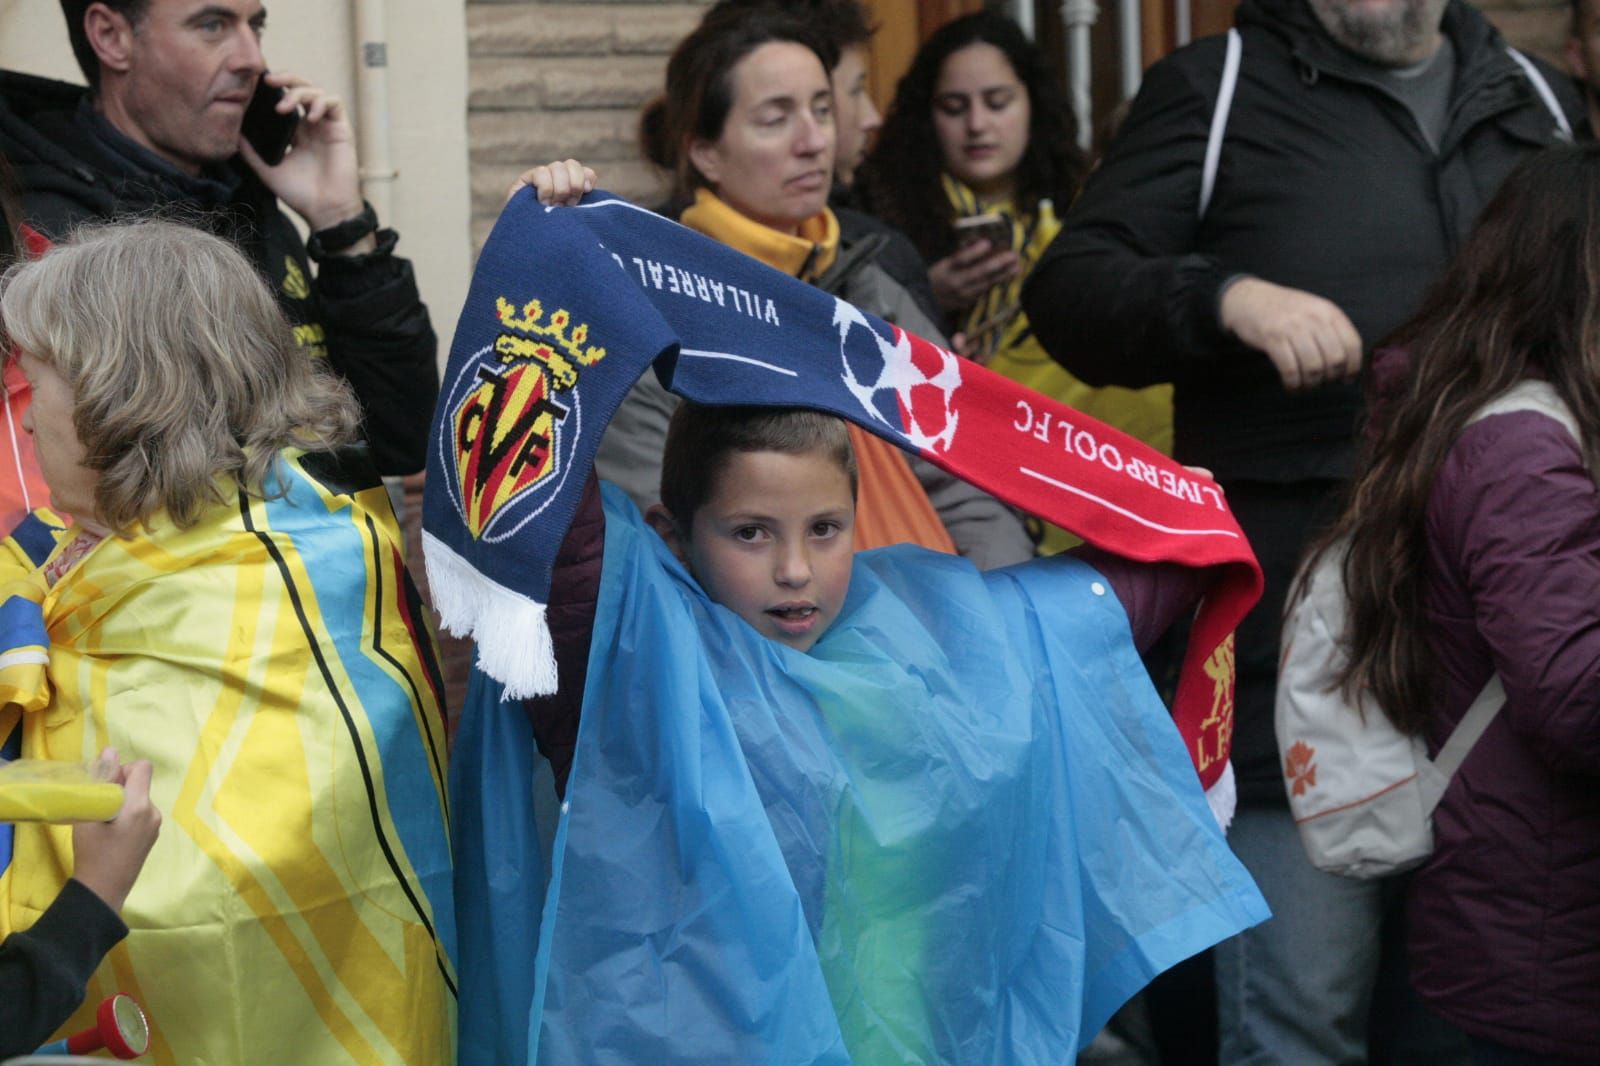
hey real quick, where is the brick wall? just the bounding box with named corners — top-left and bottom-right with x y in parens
top-left (465, 1), bottom-right (712, 250)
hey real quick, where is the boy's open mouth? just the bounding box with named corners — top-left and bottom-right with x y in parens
top-left (766, 604), bottom-right (820, 634)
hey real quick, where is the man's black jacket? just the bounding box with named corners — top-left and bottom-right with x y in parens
top-left (1022, 0), bottom-right (1582, 481)
top-left (0, 70), bottom-right (438, 476)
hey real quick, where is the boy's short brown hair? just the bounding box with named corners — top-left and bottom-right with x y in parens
top-left (660, 403), bottom-right (857, 530)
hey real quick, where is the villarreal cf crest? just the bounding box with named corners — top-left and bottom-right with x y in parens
top-left (446, 296), bottom-right (606, 538)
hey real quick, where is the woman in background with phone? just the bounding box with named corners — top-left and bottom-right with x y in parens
top-left (859, 13), bottom-right (1172, 551)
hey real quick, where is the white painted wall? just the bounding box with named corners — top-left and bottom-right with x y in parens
top-left (0, 0), bottom-right (472, 365)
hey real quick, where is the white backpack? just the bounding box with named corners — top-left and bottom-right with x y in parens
top-left (1274, 381), bottom-right (1582, 879)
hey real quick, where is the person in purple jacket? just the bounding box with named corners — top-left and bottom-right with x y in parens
top-left (1310, 145), bottom-right (1600, 1064)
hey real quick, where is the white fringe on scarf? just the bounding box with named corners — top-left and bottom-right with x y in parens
top-left (1206, 759), bottom-right (1237, 833)
top-left (423, 531), bottom-right (558, 700)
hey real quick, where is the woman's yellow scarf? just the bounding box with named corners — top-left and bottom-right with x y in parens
top-left (680, 187), bottom-right (840, 281)
top-left (941, 173), bottom-right (1059, 364)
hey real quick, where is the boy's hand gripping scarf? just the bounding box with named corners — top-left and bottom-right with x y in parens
top-left (423, 192), bottom-right (1263, 790)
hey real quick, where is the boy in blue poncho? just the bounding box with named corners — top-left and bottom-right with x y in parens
top-left (443, 153), bottom-right (1264, 1066)
top-left (453, 398), bottom-right (1268, 1065)
top-left (527, 402), bottom-right (1218, 798)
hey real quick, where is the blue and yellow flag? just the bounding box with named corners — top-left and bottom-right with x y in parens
top-left (452, 488), bottom-right (1268, 1065)
top-left (0, 451), bottom-right (456, 1064)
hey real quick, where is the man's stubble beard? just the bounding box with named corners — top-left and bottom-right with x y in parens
top-left (1306, 0), bottom-right (1449, 66)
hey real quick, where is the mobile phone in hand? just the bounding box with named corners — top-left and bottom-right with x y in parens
top-left (241, 76), bottom-right (299, 166)
top-left (953, 212), bottom-right (1011, 252)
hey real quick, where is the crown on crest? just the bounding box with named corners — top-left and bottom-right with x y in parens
top-left (494, 297), bottom-right (608, 390)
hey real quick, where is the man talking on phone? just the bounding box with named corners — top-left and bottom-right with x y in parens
top-left (0, 0), bottom-right (437, 477)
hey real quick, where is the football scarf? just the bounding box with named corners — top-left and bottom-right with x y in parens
top-left (424, 191), bottom-right (1261, 790)
top-left (451, 488), bottom-right (1270, 1064)
top-left (0, 453), bottom-right (456, 1065)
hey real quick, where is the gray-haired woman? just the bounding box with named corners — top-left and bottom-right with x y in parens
top-left (0, 220), bottom-right (455, 1063)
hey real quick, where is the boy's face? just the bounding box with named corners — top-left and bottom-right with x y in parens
top-left (657, 448), bottom-right (855, 652)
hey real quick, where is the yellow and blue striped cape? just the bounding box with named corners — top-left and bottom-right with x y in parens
top-left (0, 450), bottom-right (455, 1064)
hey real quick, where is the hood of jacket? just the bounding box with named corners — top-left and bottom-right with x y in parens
top-left (0, 69), bottom-right (246, 233)
top-left (1234, 0), bottom-right (1505, 78)
top-left (1230, 0), bottom-right (1578, 157)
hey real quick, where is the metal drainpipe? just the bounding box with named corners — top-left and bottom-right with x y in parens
top-left (1012, 0), bottom-right (1037, 39)
top-left (1119, 0), bottom-right (1142, 100)
top-left (351, 0), bottom-right (406, 521)
top-left (353, 0), bottom-right (397, 221)
top-left (1061, 0), bottom-right (1099, 151)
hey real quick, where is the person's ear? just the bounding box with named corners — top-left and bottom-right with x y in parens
top-left (84, 2), bottom-right (137, 77)
top-left (645, 504), bottom-right (690, 564)
top-left (686, 137), bottom-right (724, 188)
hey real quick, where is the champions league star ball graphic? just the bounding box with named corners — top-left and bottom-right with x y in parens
top-left (833, 298), bottom-right (962, 453)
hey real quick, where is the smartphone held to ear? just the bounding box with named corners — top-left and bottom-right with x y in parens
top-left (953, 212), bottom-right (1011, 252)
top-left (242, 77), bottom-right (299, 166)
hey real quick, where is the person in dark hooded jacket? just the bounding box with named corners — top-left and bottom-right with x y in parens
top-left (0, 0), bottom-right (438, 477)
top-left (1021, 0), bottom-right (1583, 1060)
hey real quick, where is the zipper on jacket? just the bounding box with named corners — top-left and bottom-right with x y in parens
top-left (797, 243), bottom-right (819, 281)
top-left (1443, 66), bottom-right (1550, 152)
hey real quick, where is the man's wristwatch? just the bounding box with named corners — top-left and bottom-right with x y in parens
top-left (306, 202), bottom-right (379, 259)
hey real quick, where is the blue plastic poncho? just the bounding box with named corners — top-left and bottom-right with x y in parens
top-left (452, 487), bottom-right (1267, 1064)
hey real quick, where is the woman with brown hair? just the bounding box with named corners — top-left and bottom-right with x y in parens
top-left (597, 3), bottom-right (1031, 568)
top-left (1310, 145), bottom-right (1600, 1064)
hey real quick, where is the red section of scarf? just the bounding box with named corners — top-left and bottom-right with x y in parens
top-left (901, 328), bottom-right (1259, 790)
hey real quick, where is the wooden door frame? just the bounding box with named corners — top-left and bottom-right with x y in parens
top-left (861, 0), bottom-right (984, 113)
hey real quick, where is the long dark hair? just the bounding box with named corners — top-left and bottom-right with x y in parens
top-left (855, 11), bottom-right (1083, 262)
top-left (1314, 145), bottom-right (1600, 735)
top-left (639, 5), bottom-right (834, 203)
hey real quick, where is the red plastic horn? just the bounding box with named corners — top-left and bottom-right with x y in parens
top-left (61, 993), bottom-right (150, 1059)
